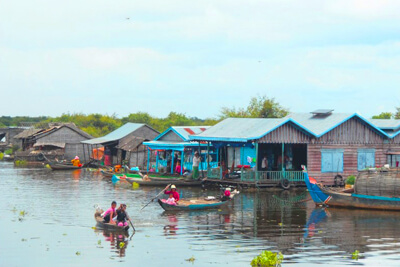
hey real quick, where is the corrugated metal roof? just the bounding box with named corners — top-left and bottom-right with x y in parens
top-left (33, 142), bottom-right (66, 148)
top-left (155, 126), bottom-right (210, 141)
top-left (13, 128), bottom-right (44, 139)
top-left (190, 113), bottom-right (390, 142)
top-left (190, 118), bottom-right (288, 142)
top-left (368, 119), bottom-right (400, 130)
top-left (285, 112), bottom-right (356, 136)
top-left (116, 136), bottom-right (146, 151)
top-left (82, 123), bottom-right (145, 145)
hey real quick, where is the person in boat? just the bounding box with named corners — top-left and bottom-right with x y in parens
top-left (71, 156), bottom-right (81, 167)
top-left (116, 203), bottom-right (130, 227)
top-left (162, 193), bottom-right (177, 206)
top-left (164, 185), bottom-right (180, 202)
top-left (221, 187), bottom-right (231, 201)
top-left (103, 201), bottom-right (117, 224)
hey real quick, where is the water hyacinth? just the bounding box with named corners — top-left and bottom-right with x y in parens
top-left (250, 251), bottom-right (284, 267)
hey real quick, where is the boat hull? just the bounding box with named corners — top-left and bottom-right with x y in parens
top-left (94, 214), bottom-right (129, 231)
top-left (49, 162), bottom-right (82, 170)
top-left (126, 178), bottom-right (202, 187)
top-left (157, 198), bottom-right (230, 211)
top-left (303, 167), bottom-right (400, 211)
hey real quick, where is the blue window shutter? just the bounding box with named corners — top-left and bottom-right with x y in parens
top-left (333, 152), bottom-right (343, 172)
top-left (358, 149), bottom-right (375, 170)
top-left (321, 149), bottom-right (344, 173)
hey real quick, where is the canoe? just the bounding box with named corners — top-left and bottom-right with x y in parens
top-left (112, 173), bottom-right (143, 183)
top-left (303, 166), bottom-right (400, 211)
top-left (94, 212), bottom-right (129, 232)
top-left (100, 169), bottom-right (116, 178)
top-left (157, 198), bottom-right (231, 211)
top-left (48, 162), bottom-right (82, 170)
top-left (126, 177), bottom-right (203, 187)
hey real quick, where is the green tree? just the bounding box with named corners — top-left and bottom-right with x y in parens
top-left (220, 95), bottom-right (289, 119)
top-left (372, 112), bottom-right (393, 119)
top-left (395, 107), bottom-right (400, 119)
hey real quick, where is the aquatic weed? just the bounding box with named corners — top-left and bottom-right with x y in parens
top-left (251, 251), bottom-right (283, 267)
top-left (119, 242), bottom-right (125, 249)
top-left (75, 251), bottom-right (81, 256)
top-left (185, 256), bottom-right (195, 263)
top-left (351, 250), bottom-right (360, 260)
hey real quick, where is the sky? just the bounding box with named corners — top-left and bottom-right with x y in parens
top-left (1, 0), bottom-right (400, 119)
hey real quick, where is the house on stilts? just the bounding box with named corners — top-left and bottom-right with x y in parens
top-left (190, 110), bottom-right (400, 188)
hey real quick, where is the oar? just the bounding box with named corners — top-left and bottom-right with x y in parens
top-left (128, 219), bottom-right (136, 232)
top-left (140, 184), bottom-right (171, 211)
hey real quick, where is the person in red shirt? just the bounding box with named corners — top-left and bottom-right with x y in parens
top-left (164, 185), bottom-right (180, 202)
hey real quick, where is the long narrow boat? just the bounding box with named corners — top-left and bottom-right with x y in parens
top-left (48, 162), bottom-right (82, 170)
top-left (303, 166), bottom-right (400, 211)
top-left (126, 177), bottom-right (203, 187)
top-left (157, 198), bottom-right (232, 211)
top-left (94, 212), bottom-right (129, 231)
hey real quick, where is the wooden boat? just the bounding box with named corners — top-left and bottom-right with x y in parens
top-left (48, 162), bottom-right (82, 170)
top-left (157, 198), bottom-right (232, 211)
top-left (94, 212), bottom-right (129, 231)
top-left (112, 173), bottom-right (143, 183)
top-left (303, 166), bottom-right (400, 211)
top-left (125, 177), bottom-right (203, 187)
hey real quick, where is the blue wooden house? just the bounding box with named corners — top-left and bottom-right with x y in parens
top-left (190, 110), bottom-right (400, 186)
top-left (143, 126), bottom-right (217, 175)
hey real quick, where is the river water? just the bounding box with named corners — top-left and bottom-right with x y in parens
top-left (1, 161), bottom-right (400, 266)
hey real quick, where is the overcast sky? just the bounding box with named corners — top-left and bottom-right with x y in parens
top-left (1, 0), bottom-right (400, 119)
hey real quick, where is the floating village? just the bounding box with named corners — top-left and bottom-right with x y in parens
top-left (2, 109), bottom-right (400, 266)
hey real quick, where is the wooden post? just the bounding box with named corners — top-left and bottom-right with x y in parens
top-left (255, 142), bottom-right (259, 181)
top-left (146, 148), bottom-right (150, 173)
top-left (207, 142), bottom-right (210, 175)
top-left (281, 143), bottom-right (285, 171)
top-left (156, 151), bottom-right (159, 173)
top-left (180, 150), bottom-right (184, 175)
top-left (82, 144), bottom-right (86, 163)
top-left (171, 150), bottom-right (175, 174)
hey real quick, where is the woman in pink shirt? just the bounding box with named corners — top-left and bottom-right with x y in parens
top-left (103, 201), bottom-right (117, 224)
top-left (164, 185), bottom-right (180, 202)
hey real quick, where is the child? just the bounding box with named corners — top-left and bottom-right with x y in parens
top-left (164, 193), bottom-right (177, 206)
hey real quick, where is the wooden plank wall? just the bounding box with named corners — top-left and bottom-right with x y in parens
top-left (308, 144), bottom-right (387, 184)
top-left (258, 122), bottom-right (311, 144)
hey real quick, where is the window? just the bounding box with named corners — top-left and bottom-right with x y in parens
top-left (321, 149), bottom-right (343, 173)
top-left (358, 149), bottom-right (375, 170)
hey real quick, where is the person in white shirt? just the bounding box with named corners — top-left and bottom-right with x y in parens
top-left (192, 151), bottom-right (201, 179)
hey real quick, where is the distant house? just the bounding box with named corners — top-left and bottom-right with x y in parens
top-left (190, 110), bottom-right (400, 185)
top-left (0, 127), bottom-right (25, 151)
top-left (14, 123), bottom-right (92, 161)
top-left (81, 123), bottom-right (159, 169)
top-left (143, 126), bottom-right (213, 174)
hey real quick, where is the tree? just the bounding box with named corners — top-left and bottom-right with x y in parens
top-left (395, 107), bottom-right (400, 120)
top-left (220, 95), bottom-right (289, 119)
top-left (372, 112), bottom-right (393, 119)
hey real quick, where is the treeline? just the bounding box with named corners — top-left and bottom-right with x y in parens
top-left (3, 96), bottom-right (398, 138)
top-left (0, 96), bottom-right (289, 137)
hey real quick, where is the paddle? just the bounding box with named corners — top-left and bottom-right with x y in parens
top-left (140, 184), bottom-right (171, 211)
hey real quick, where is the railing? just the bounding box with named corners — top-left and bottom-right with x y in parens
top-left (241, 170), bottom-right (305, 183)
top-left (207, 167), bottom-right (220, 179)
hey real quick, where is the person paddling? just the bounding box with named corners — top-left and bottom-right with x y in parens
top-left (116, 204), bottom-right (130, 227)
top-left (103, 201), bottom-right (117, 224)
top-left (164, 185), bottom-right (180, 202)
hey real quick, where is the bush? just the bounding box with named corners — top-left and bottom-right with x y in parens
top-left (346, 175), bottom-right (356, 185)
top-left (251, 251), bottom-right (284, 267)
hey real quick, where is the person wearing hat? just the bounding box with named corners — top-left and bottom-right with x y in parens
top-left (164, 184), bottom-right (180, 202)
top-left (71, 156), bottom-right (81, 167)
top-left (221, 187), bottom-right (231, 201)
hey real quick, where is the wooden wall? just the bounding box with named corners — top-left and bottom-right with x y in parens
top-left (120, 125), bottom-right (159, 145)
top-left (307, 144), bottom-right (387, 184)
top-left (158, 130), bottom-right (183, 142)
top-left (258, 122), bottom-right (311, 144)
top-left (36, 126), bottom-right (88, 144)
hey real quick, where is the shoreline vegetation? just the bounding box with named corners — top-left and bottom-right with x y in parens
top-left (0, 96), bottom-right (399, 137)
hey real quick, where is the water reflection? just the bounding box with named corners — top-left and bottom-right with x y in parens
top-left (95, 229), bottom-right (130, 258)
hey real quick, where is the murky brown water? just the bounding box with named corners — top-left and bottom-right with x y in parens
top-left (1, 161), bottom-right (400, 266)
